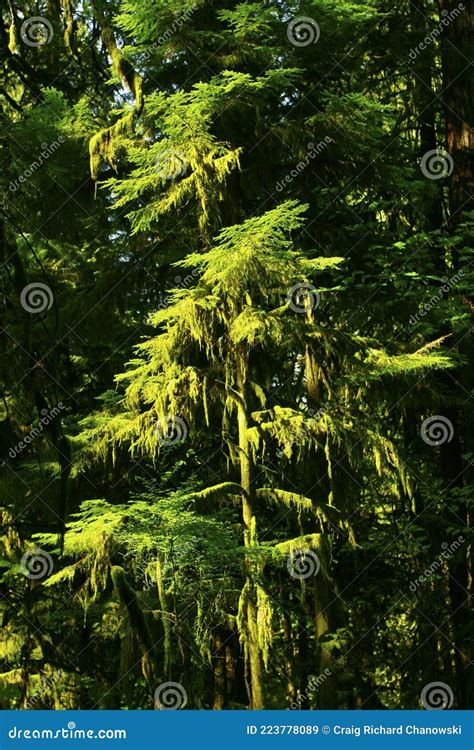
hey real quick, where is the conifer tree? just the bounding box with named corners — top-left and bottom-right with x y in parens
top-left (0, 0), bottom-right (471, 710)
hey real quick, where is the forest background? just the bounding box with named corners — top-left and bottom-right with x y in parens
top-left (0, 0), bottom-right (472, 711)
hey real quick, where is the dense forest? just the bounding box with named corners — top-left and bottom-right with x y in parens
top-left (0, 0), bottom-right (472, 711)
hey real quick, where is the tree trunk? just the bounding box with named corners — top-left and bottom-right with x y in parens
top-left (236, 350), bottom-right (264, 709)
top-left (437, 0), bottom-right (474, 708)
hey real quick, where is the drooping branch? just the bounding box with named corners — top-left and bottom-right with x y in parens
top-left (89, 0), bottom-right (144, 180)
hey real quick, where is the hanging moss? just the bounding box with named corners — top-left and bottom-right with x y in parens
top-left (60, 0), bottom-right (76, 54)
top-left (89, 112), bottom-right (134, 182)
top-left (8, 22), bottom-right (19, 54)
top-left (153, 558), bottom-right (171, 675)
top-left (89, 0), bottom-right (144, 180)
top-left (110, 565), bottom-right (157, 688)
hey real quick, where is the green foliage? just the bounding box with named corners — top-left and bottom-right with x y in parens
top-left (1, 0), bottom-right (472, 711)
